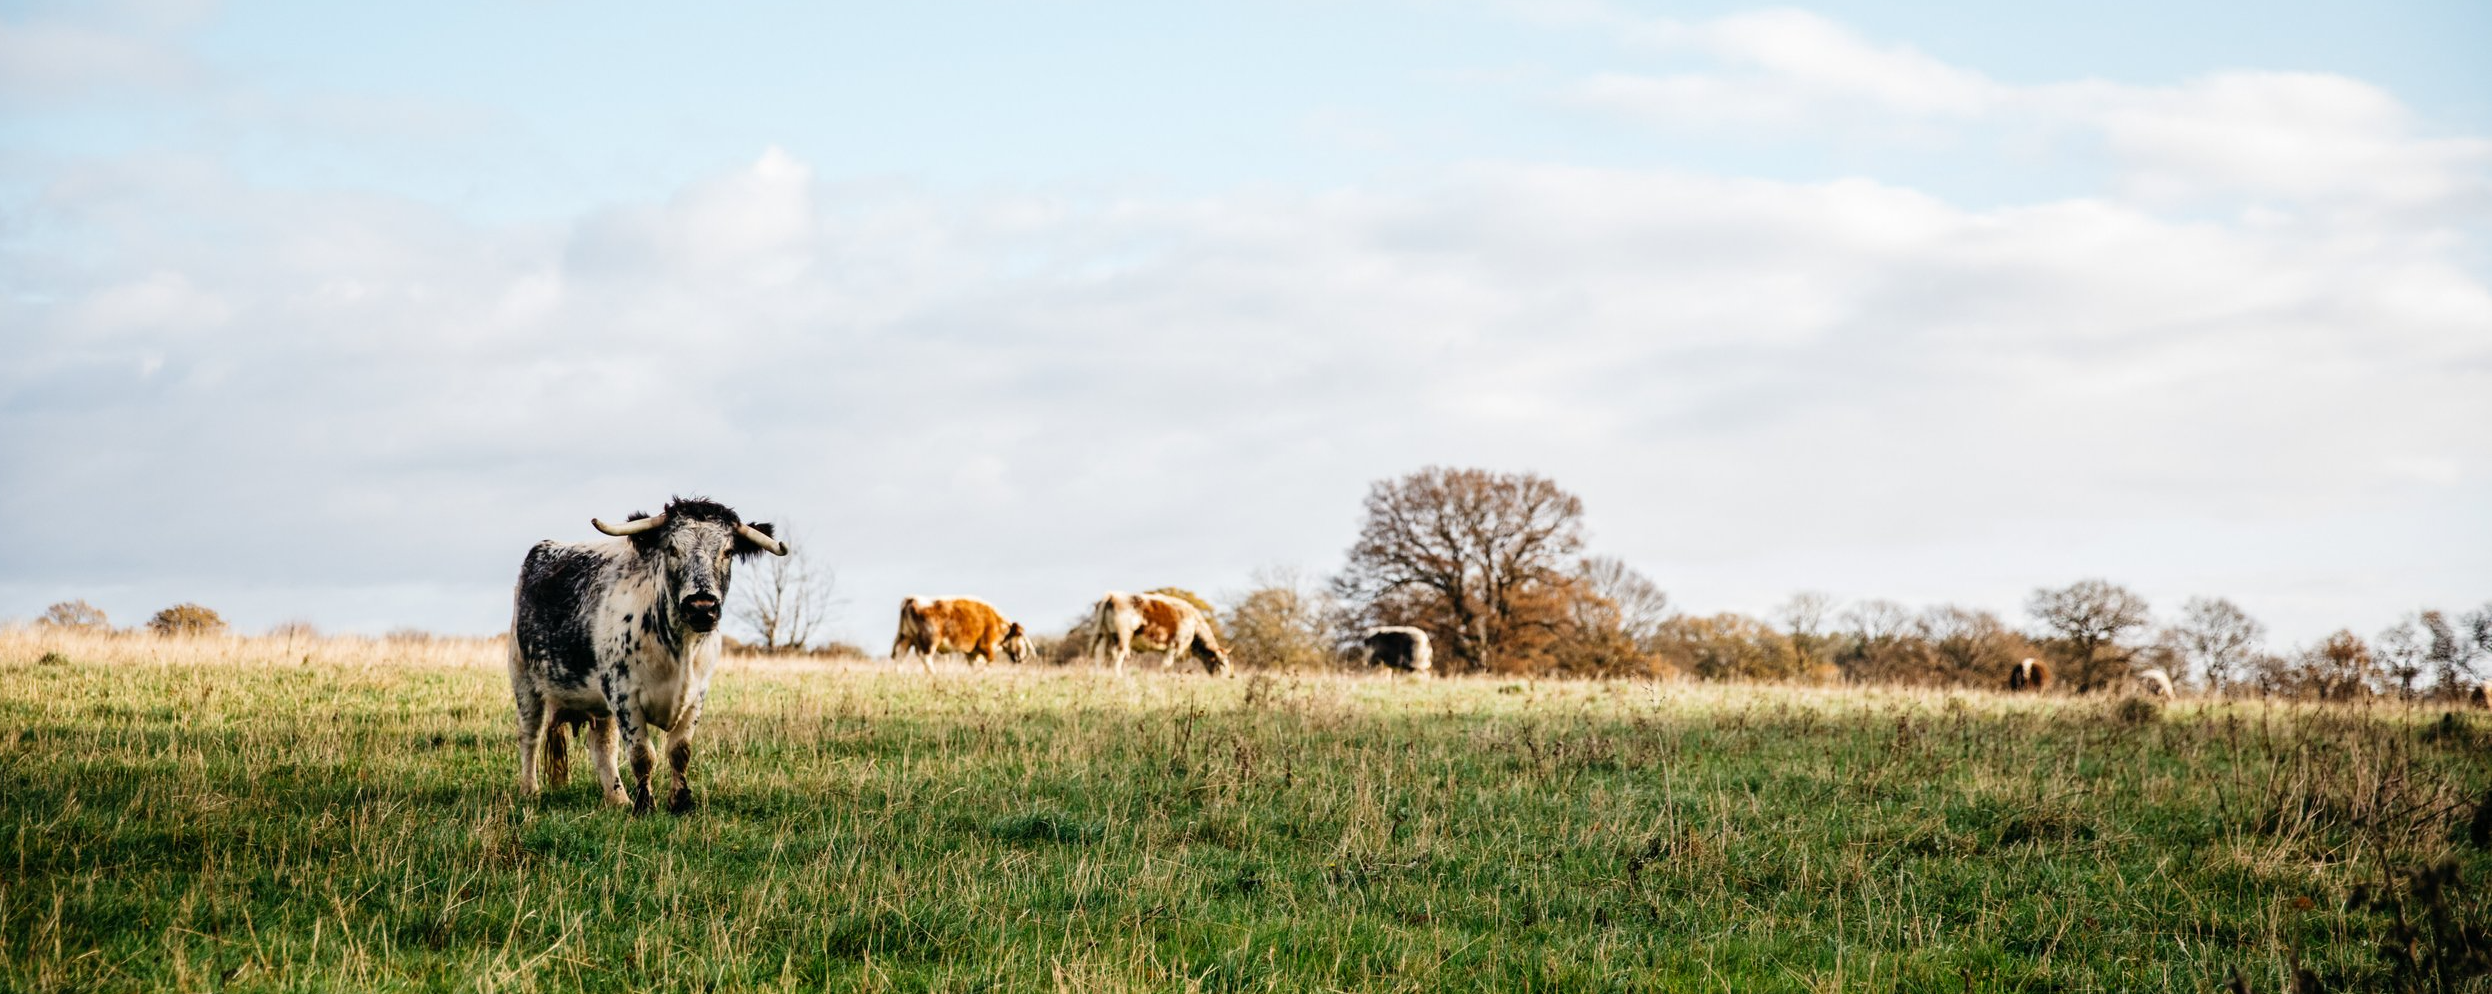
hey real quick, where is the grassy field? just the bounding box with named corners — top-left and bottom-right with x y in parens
top-left (4, 629), bottom-right (2488, 993)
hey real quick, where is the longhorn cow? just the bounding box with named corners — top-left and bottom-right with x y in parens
top-left (508, 496), bottom-right (786, 813)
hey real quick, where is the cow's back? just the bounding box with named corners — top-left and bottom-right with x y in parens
top-left (514, 542), bottom-right (613, 688)
top-left (903, 597), bottom-right (1007, 653)
top-left (1133, 596), bottom-right (1187, 645)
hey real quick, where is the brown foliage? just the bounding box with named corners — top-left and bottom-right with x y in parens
top-left (1221, 579), bottom-right (1341, 672)
top-left (37, 600), bottom-right (109, 632)
top-left (1333, 467), bottom-right (1587, 674)
top-left (1650, 613), bottom-right (1806, 682)
top-left (146, 603), bottom-right (228, 637)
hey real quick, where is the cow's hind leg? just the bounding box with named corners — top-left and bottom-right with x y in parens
top-left (586, 715), bottom-right (628, 806)
top-left (514, 687), bottom-right (549, 794)
top-left (542, 715), bottom-right (571, 789)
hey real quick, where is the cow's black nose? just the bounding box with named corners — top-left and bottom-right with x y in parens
top-left (682, 594), bottom-right (721, 631)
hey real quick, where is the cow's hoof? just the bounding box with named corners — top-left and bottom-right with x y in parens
top-left (668, 789), bottom-right (696, 815)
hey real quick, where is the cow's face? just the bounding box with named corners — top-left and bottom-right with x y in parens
top-left (1001, 622), bottom-right (1033, 664)
top-left (594, 499), bottom-right (788, 635)
top-left (659, 521), bottom-right (741, 633)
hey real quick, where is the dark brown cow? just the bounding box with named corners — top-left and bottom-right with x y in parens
top-left (2008, 657), bottom-right (2052, 692)
top-left (891, 596), bottom-right (1032, 673)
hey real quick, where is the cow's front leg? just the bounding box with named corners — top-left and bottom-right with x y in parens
top-left (664, 701), bottom-right (704, 815)
top-left (610, 693), bottom-right (656, 814)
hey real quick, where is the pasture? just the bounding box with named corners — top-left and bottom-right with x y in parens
top-left (4, 629), bottom-right (2488, 993)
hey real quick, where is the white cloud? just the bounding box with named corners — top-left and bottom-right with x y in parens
top-left (1564, 7), bottom-right (2492, 216)
top-left (3, 146), bottom-right (2485, 642)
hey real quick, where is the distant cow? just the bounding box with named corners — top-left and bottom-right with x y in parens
top-left (2134, 668), bottom-right (2174, 698)
top-left (508, 496), bottom-right (786, 814)
top-left (1359, 626), bottom-right (1433, 675)
top-left (1087, 591), bottom-right (1232, 676)
top-left (2008, 657), bottom-right (2052, 692)
top-left (2468, 684), bottom-right (2489, 709)
top-left (891, 596), bottom-right (1032, 672)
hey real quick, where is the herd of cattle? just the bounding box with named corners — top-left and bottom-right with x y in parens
top-left (505, 498), bottom-right (1430, 812)
top-left (496, 497), bottom-right (2233, 812)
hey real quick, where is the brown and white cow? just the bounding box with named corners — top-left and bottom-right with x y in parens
top-left (2007, 657), bottom-right (2052, 692)
top-left (891, 596), bottom-right (1032, 672)
top-left (1086, 591), bottom-right (1231, 676)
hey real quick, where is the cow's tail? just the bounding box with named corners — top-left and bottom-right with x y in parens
top-left (892, 597), bottom-right (926, 659)
top-left (1084, 596), bottom-right (1118, 660)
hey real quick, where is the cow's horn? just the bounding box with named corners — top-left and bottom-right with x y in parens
top-left (591, 513), bottom-right (667, 537)
top-left (737, 522), bottom-right (789, 556)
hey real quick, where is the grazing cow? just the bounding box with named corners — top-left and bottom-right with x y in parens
top-left (2134, 668), bottom-right (2174, 698)
top-left (1359, 626), bottom-right (1433, 675)
top-left (508, 497), bottom-right (786, 814)
top-left (2469, 684), bottom-right (2490, 709)
top-left (891, 596), bottom-right (1032, 672)
top-left (1087, 591), bottom-right (1232, 676)
top-left (2008, 657), bottom-right (2052, 692)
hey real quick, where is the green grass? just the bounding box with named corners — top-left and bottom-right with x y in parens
top-left (4, 638), bottom-right (2488, 992)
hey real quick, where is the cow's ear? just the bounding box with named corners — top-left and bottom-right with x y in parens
top-left (733, 521), bottom-right (779, 559)
top-left (623, 512), bottom-right (665, 553)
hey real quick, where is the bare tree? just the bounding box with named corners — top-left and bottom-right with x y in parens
top-left (37, 600), bottom-right (109, 632)
top-left (1919, 605), bottom-right (2034, 686)
top-left (733, 526), bottom-right (838, 652)
top-left (1780, 591), bottom-right (1840, 677)
top-left (2286, 630), bottom-right (2377, 699)
top-left (2375, 616), bottom-right (2428, 698)
top-left (1333, 467), bottom-right (1586, 674)
top-left (1779, 592), bottom-right (1836, 639)
top-left (2027, 580), bottom-right (2151, 692)
top-left (1577, 556), bottom-right (1672, 646)
top-left (2421, 608), bottom-right (2488, 699)
top-left (1835, 599), bottom-right (1920, 683)
top-left (2164, 597), bottom-right (2265, 695)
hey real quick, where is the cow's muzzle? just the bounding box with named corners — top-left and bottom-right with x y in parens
top-left (681, 594), bottom-right (721, 632)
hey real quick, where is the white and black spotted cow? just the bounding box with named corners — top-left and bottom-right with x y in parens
top-left (509, 496), bottom-right (786, 813)
top-left (1359, 626), bottom-right (1433, 675)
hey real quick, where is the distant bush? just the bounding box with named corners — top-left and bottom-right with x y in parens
top-left (384, 627), bottom-right (436, 644)
top-left (1652, 613), bottom-right (1804, 682)
top-left (37, 600), bottom-right (109, 632)
top-left (147, 604), bottom-right (227, 637)
top-left (1222, 583), bottom-right (1341, 671)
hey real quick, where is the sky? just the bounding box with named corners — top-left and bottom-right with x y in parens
top-left (3, 0), bottom-right (2487, 650)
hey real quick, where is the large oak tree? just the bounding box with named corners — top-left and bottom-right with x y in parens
top-left (1333, 467), bottom-right (1590, 674)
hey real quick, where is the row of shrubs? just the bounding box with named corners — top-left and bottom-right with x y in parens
top-left (33, 584), bottom-right (2490, 703)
